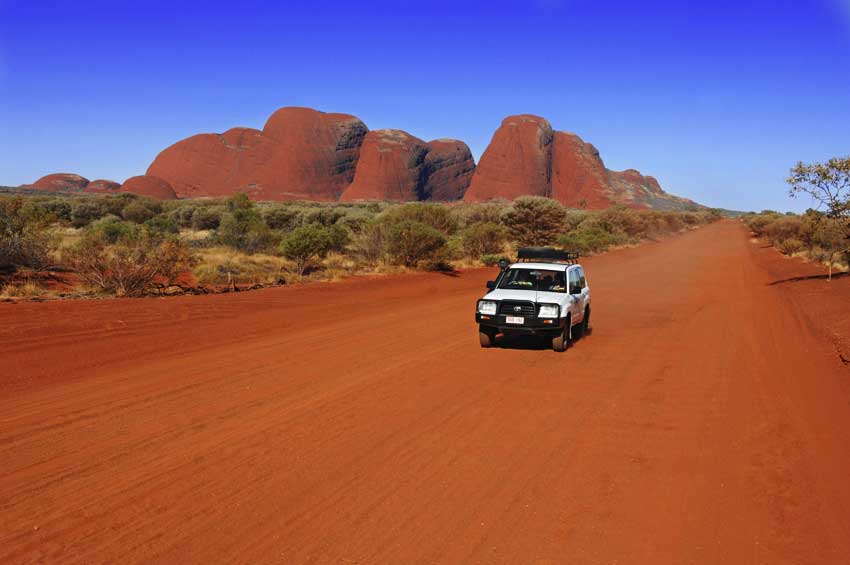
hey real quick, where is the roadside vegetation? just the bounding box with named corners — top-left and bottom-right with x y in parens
top-left (745, 156), bottom-right (850, 279)
top-left (0, 190), bottom-right (720, 299)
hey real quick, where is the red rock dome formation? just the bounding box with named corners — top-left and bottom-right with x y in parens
top-left (421, 139), bottom-right (475, 201)
top-left (463, 115), bottom-right (554, 202)
top-left (340, 130), bottom-right (429, 202)
top-left (147, 107), bottom-right (368, 201)
top-left (30, 173), bottom-right (89, 192)
top-left (464, 114), bottom-right (697, 210)
top-left (119, 175), bottom-right (178, 200)
top-left (340, 132), bottom-right (475, 202)
top-left (83, 179), bottom-right (121, 194)
top-left (551, 132), bottom-right (614, 209)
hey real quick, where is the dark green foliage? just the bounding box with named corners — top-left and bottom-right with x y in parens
top-left (218, 194), bottom-right (275, 254)
top-left (0, 197), bottom-right (56, 270)
top-left (88, 216), bottom-right (139, 244)
top-left (191, 207), bottom-right (222, 230)
top-left (381, 202), bottom-right (458, 234)
top-left (557, 226), bottom-right (629, 255)
top-left (501, 197), bottom-right (567, 246)
top-left (122, 201), bottom-right (157, 224)
top-left (460, 222), bottom-right (507, 257)
top-left (385, 220), bottom-right (447, 267)
top-left (279, 223), bottom-right (336, 275)
top-left (263, 207), bottom-right (300, 230)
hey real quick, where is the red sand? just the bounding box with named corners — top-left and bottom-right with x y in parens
top-left (2, 221), bottom-right (850, 563)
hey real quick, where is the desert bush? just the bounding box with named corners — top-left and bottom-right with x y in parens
top-left (385, 220), bottom-right (447, 267)
top-left (557, 226), bottom-right (629, 255)
top-left (190, 207), bottom-right (223, 230)
top-left (381, 202), bottom-right (458, 234)
top-left (762, 215), bottom-right (803, 243)
top-left (122, 201), bottom-right (157, 224)
top-left (352, 220), bottom-right (390, 265)
top-left (66, 231), bottom-right (194, 296)
top-left (144, 215), bottom-right (180, 234)
top-left (70, 201), bottom-right (107, 228)
top-left (218, 194), bottom-right (275, 254)
top-left (502, 196), bottom-right (567, 246)
top-left (461, 222), bottom-right (507, 257)
top-left (0, 197), bottom-right (57, 270)
top-left (776, 238), bottom-right (804, 255)
top-left (263, 207), bottom-right (300, 230)
top-left (193, 248), bottom-right (287, 285)
top-left (454, 202), bottom-right (508, 228)
top-left (279, 223), bottom-right (336, 275)
top-left (88, 215), bottom-right (138, 244)
top-left (597, 206), bottom-right (647, 238)
top-left (37, 199), bottom-right (73, 223)
top-left (480, 254), bottom-right (502, 266)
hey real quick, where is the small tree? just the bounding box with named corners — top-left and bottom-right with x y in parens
top-left (501, 196), bottom-right (567, 246)
top-left (788, 158), bottom-right (850, 279)
top-left (788, 157), bottom-right (850, 219)
top-left (279, 224), bottom-right (334, 275)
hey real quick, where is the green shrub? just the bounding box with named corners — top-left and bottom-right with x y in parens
top-left (557, 226), bottom-right (628, 255)
top-left (218, 195), bottom-right (275, 254)
top-left (461, 222), bottom-right (507, 257)
top-left (66, 230), bottom-right (194, 296)
top-left (385, 220), bottom-right (447, 267)
top-left (352, 220), bottom-right (389, 265)
top-left (480, 254), bottom-right (502, 266)
top-left (501, 196), bottom-right (566, 246)
top-left (88, 215), bottom-right (138, 244)
top-left (0, 197), bottom-right (56, 270)
top-left (122, 201), bottom-right (157, 224)
top-left (776, 238), bottom-right (804, 255)
top-left (279, 223), bottom-right (335, 275)
top-left (263, 207), bottom-right (300, 230)
top-left (381, 202), bottom-right (458, 234)
top-left (191, 207), bottom-right (223, 230)
top-left (144, 215), bottom-right (179, 234)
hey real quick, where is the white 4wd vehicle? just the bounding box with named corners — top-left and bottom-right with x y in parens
top-left (475, 248), bottom-right (591, 352)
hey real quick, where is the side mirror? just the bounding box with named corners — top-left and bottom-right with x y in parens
top-left (486, 281), bottom-right (496, 290)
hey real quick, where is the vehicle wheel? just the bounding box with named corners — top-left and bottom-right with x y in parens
top-left (552, 316), bottom-right (571, 352)
top-left (479, 326), bottom-right (494, 348)
top-left (582, 307), bottom-right (591, 335)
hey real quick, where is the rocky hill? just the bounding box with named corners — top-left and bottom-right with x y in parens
top-left (23, 107), bottom-right (697, 209)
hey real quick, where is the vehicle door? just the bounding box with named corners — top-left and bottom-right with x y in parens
top-left (567, 268), bottom-right (583, 321)
top-left (575, 266), bottom-right (589, 321)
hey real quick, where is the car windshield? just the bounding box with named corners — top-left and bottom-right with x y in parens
top-left (497, 268), bottom-right (566, 293)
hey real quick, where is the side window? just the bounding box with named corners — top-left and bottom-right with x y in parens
top-left (568, 269), bottom-right (580, 290)
top-left (577, 267), bottom-right (586, 288)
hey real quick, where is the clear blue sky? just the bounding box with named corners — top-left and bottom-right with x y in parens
top-left (1, 0), bottom-right (849, 212)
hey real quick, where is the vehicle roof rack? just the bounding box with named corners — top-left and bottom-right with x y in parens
top-left (516, 247), bottom-right (580, 265)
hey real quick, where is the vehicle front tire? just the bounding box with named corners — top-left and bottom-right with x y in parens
top-left (582, 306), bottom-right (591, 335)
top-left (552, 316), bottom-right (571, 352)
top-left (479, 326), bottom-right (494, 348)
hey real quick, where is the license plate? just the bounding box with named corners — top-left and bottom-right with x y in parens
top-left (506, 316), bottom-right (524, 324)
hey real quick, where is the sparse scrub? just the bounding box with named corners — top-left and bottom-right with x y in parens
top-left (66, 230), bottom-right (194, 296)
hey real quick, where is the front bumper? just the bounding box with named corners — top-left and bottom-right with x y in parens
top-left (476, 312), bottom-right (566, 335)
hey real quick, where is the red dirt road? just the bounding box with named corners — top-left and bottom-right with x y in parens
top-left (2, 221), bottom-right (850, 564)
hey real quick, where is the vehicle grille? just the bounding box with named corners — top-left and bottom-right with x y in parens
top-left (498, 301), bottom-right (536, 317)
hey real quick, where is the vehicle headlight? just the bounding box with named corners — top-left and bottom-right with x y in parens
top-left (478, 300), bottom-right (497, 315)
top-left (538, 304), bottom-right (559, 318)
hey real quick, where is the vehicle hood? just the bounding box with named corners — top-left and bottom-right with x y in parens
top-left (482, 289), bottom-right (570, 306)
